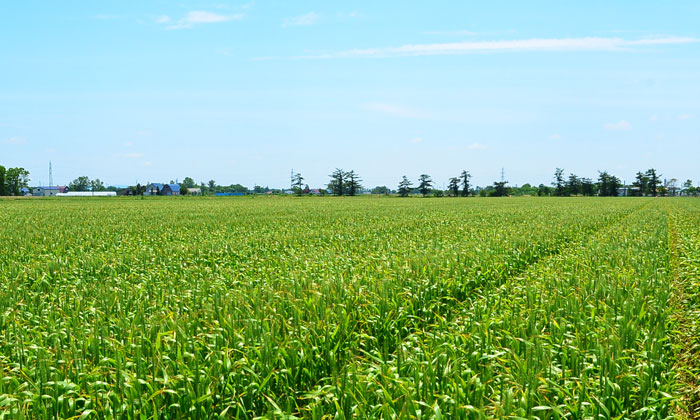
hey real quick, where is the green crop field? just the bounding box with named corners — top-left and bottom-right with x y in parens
top-left (1, 197), bottom-right (699, 419)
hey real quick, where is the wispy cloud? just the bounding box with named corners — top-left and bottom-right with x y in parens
top-left (678, 114), bottom-right (691, 120)
top-left (4, 137), bottom-right (25, 145)
top-left (604, 120), bottom-right (632, 131)
top-left (549, 133), bottom-right (562, 140)
top-left (362, 103), bottom-right (434, 119)
top-left (650, 114), bottom-right (659, 122)
top-left (119, 152), bottom-right (144, 159)
top-left (338, 11), bottom-right (361, 18)
top-left (293, 36), bottom-right (697, 59)
top-left (410, 137), bottom-right (424, 144)
top-left (283, 12), bottom-right (319, 27)
top-left (467, 143), bottom-right (487, 150)
top-left (160, 11), bottom-right (243, 30)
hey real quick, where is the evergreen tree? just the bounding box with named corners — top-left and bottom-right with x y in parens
top-left (329, 169), bottom-right (345, 196)
top-left (418, 174), bottom-right (433, 197)
top-left (344, 170), bottom-right (362, 196)
top-left (448, 177), bottom-right (460, 197)
top-left (398, 176), bottom-right (413, 197)
top-left (460, 170), bottom-right (471, 197)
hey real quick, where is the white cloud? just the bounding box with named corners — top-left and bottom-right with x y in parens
top-left (161, 11), bottom-right (243, 30)
top-left (5, 137), bottom-right (25, 145)
top-left (604, 120), bottom-right (631, 131)
top-left (119, 153), bottom-right (144, 159)
top-left (124, 141), bottom-right (134, 147)
top-left (338, 11), bottom-right (361, 18)
top-left (143, 161), bottom-right (153, 167)
top-left (467, 143), bottom-right (487, 150)
top-left (549, 133), bottom-right (562, 140)
top-left (410, 137), bottom-right (424, 144)
top-left (362, 103), bottom-right (434, 119)
top-left (295, 36), bottom-right (698, 59)
top-left (678, 114), bottom-right (691, 120)
top-left (650, 114), bottom-right (659, 122)
top-left (283, 12), bottom-right (319, 27)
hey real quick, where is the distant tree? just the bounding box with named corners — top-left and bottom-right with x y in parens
top-left (329, 169), bottom-right (345, 196)
top-left (537, 184), bottom-right (552, 196)
top-left (69, 176), bottom-right (92, 192)
top-left (292, 172), bottom-right (304, 195)
top-left (229, 184), bottom-right (248, 194)
top-left (181, 186), bottom-right (189, 195)
top-left (208, 180), bottom-right (217, 191)
top-left (135, 183), bottom-right (146, 198)
top-left (418, 174), bottom-right (433, 197)
top-left (580, 178), bottom-right (595, 196)
top-left (448, 177), bottom-right (460, 197)
top-left (567, 174), bottom-right (580, 196)
top-left (4, 167), bottom-right (30, 196)
top-left (682, 179), bottom-right (694, 196)
top-left (491, 181), bottom-right (509, 197)
top-left (597, 171), bottom-right (621, 196)
top-left (646, 168), bottom-right (661, 196)
top-left (182, 177), bottom-right (196, 188)
top-left (371, 186), bottom-right (389, 195)
top-left (460, 170), bottom-right (471, 197)
top-left (344, 170), bottom-right (362, 196)
top-left (90, 178), bottom-right (105, 192)
top-left (631, 172), bottom-right (648, 196)
top-left (667, 178), bottom-right (680, 196)
top-left (398, 176), bottom-right (413, 197)
top-left (553, 168), bottom-right (566, 196)
top-left (0, 165), bottom-right (6, 196)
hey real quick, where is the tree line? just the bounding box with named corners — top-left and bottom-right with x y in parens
top-left (3, 164), bottom-right (698, 198)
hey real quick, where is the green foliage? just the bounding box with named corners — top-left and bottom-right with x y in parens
top-left (0, 197), bottom-right (697, 418)
top-left (1, 166), bottom-right (30, 195)
top-left (418, 174), bottom-right (432, 197)
top-left (69, 176), bottom-right (92, 192)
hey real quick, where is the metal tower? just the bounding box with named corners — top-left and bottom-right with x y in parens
top-left (49, 161), bottom-right (53, 188)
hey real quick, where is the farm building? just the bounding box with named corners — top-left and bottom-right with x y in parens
top-left (144, 183), bottom-right (181, 196)
top-left (32, 186), bottom-right (69, 197)
top-left (187, 187), bottom-right (201, 196)
top-left (161, 184), bottom-right (180, 196)
top-left (144, 183), bottom-right (163, 195)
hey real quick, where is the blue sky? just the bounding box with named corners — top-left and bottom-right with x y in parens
top-left (2, 1), bottom-right (699, 189)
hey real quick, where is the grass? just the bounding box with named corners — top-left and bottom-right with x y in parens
top-left (0, 196), bottom-right (698, 419)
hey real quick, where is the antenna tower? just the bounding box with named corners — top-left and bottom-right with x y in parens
top-left (500, 167), bottom-right (505, 183)
top-left (49, 161), bottom-right (53, 187)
